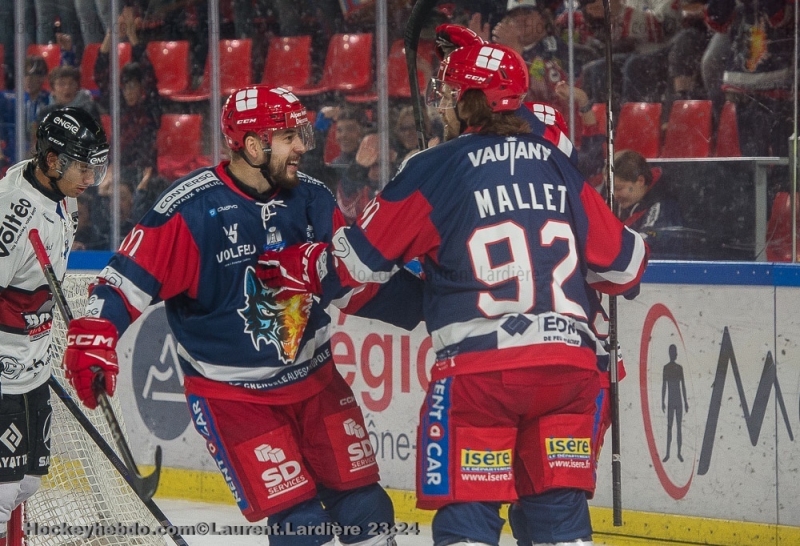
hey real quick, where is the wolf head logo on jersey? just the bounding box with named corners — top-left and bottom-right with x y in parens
top-left (237, 267), bottom-right (311, 363)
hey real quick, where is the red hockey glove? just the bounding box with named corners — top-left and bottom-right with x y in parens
top-left (257, 242), bottom-right (328, 298)
top-left (64, 317), bottom-right (119, 410)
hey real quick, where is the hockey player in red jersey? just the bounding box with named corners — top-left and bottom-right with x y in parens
top-left (0, 107), bottom-right (108, 544)
top-left (62, 86), bottom-right (399, 546)
top-left (259, 42), bottom-right (648, 546)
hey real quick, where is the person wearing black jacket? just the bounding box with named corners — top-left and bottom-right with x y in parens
top-left (93, 6), bottom-right (161, 178)
top-left (614, 149), bottom-right (686, 258)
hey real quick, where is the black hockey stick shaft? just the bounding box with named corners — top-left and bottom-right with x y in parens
top-left (601, 0), bottom-right (623, 526)
top-left (404, 0), bottom-right (437, 150)
top-left (28, 229), bottom-right (177, 524)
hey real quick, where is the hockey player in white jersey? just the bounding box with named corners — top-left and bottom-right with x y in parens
top-left (0, 106), bottom-right (108, 544)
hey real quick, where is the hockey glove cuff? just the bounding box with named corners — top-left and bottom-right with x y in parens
top-left (257, 242), bottom-right (328, 298)
top-left (64, 317), bottom-right (119, 410)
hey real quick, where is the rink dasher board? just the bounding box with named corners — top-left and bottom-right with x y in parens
top-left (67, 254), bottom-right (800, 543)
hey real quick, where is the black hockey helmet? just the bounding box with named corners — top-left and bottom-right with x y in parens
top-left (36, 107), bottom-right (109, 185)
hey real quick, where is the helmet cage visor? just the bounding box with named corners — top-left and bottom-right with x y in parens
top-left (426, 79), bottom-right (461, 110)
top-left (256, 123), bottom-right (315, 153)
top-left (57, 150), bottom-right (109, 187)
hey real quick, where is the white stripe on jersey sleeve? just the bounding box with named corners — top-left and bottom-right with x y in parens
top-left (92, 265), bottom-right (154, 316)
top-left (586, 227), bottom-right (647, 286)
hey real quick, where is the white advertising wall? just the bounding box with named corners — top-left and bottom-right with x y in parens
top-left (109, 262), bottom-right (800, 529)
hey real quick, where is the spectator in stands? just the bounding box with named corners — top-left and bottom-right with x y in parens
top-left (1, 0), bottom-right (37, 90)
top-left (706, 0), bottom-right (795, 159)
top-left (391, 105), bottom-right (441, 164)
top-left (132, 166), bottom-right (171, 223)
top-left (492, 0), bottom-right (571, 82)
top-left (620, 0), bottom-right (709, 124)
top-left (0, 56), bottom-right (51, 164)
top-left (75, 0), bottom-right (109, 45)
top-left (140, 0), bottom-right (208, 89)
top-left (329, 104), bottom-right (369, 168)
top-left (336, 163), bottom-right (376, 225)
top-left (78, 164), bottom-right (137, 249)
top-left (700, 30), bottom-right (731, 124)
top-left (94, 8), bottom-right (161, 178)
top-left (614, 149), bottom-right (685, 257)
top-left (570, 0), bottom-right (665, 113)
top-left (34, 66), bottom-right (101, 150)
top-left (665, 2), bottom-right (711, 103)
top-left (33, 0), bottom-right (81, 49)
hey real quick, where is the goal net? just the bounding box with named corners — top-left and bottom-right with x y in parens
top-left (11, 273), bottom-right (171, 545)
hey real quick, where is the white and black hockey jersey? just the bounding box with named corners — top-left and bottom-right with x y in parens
top-left (0, 160), bottom-right (78, 395)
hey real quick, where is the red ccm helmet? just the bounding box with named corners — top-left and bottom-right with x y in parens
top-left (221, 85), bottom-right (315, 152)
top-left (427, 42), bottom-right (528, 112)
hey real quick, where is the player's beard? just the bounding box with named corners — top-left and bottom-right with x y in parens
top-left (267, 154), bottom-right (301, 189)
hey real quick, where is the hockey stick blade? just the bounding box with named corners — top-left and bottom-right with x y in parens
top-left (28, 229), bottom-right (163, 502)
top-left (96, 381), bottom-right (163, 501)
top-left (403, 0), bottom-right (438, 150)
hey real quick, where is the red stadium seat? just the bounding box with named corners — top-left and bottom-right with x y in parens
top-left (293, 33), bottom-right (373, 96)
top-left (27, 44), bottom-right (61, 91)
top-left (261, 35), bottom-right (313, 92)
top-left (765, 192), bottom-right (800, 262)
top-left (661, 100), bottom-right (712, 158)
top-left (715, 101), bottom-right (741, 157)
top-left (591, 103), bottom-right (607, 134)
top-left (80, 42), bottom-right (133, 93)
top-left (27, 43), bottom-right (61, 72)
top-left (157, 114), bottom-right (206, 179)
top-left (146, 40), bottom-right (191, 98)
top-left (615, 102), bottom-right (662, 158)
top-left (171, 39), bottom-right (253, 102)
top-left (323, 123), bottom-right (341, 165)
top-left (347, 39), bottom-right (435, 103)
top-left (100, 114), bottom-right (112, 140)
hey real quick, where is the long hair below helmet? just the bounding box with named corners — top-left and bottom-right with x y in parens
top-left (430, 43), bottom-right (528, 113)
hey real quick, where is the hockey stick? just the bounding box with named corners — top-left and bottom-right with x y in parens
top-left (46, 377), bottom-right (188, 546)
top-left (404, 0), bottom-right (438, 150)
top-left (600, 0), bottom-right (623, 527)
top-left (27, 229), bottom-right (163, 504)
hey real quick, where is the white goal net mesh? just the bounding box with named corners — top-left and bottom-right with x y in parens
top-left (22, 273), bottom-right (170, 545)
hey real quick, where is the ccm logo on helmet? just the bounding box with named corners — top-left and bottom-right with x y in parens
top-left (67, 334), bottom-right (115, 347)
top-left (53, 116), bottom-right (80, 134)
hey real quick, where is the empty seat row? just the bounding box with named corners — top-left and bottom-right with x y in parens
top-left (144, 34), bottom-right (434, 102)
top-left (592, 100), bottom-right (741, 159)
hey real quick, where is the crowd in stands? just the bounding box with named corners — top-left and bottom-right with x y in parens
top-left (0, 0), bottom-right (796, 258)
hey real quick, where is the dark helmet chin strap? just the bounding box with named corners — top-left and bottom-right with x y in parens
top-left (239, 143), bottom-right (277, 188)
top-left (36, 154), bottom-right (67, 199)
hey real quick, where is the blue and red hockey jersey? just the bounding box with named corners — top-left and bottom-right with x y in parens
top-left (326, 130), bottom-right (648, 381)
top-left (86, 162), bottom-right (400, 401)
